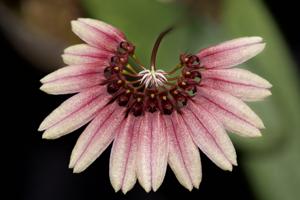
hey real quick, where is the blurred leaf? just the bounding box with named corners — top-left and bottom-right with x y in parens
top-left (222, 0), bottom-right (300, 200)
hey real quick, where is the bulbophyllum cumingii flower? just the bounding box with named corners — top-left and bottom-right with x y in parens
top-left (39, 18), bottom-right (272, 193)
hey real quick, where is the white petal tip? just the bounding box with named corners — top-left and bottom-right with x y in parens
top-left (73, 167), bottom-right (84, 173)
top-left (112, 186), bottom-right (121, 193)
top-left (140, 185), bottom-right (151, 193)
top-left (42, 131), bottom-right (58, 140)
top-left (68, 160), bottom-right (75, 169)
top-left (39, 85), bottom-right (55, 94)
top-left (38, 124), bottom-right (45, 132)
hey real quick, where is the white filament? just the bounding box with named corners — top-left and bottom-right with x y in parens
top-left (139, 69), bottom-right (168, 88)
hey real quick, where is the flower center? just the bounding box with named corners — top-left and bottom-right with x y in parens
top-left (102, 29), bottom-right (203, 117)
top-left (139, 69), bottom-right (167, 88)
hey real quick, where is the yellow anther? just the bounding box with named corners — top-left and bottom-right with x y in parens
top-left (117, 80), bottom-right (123, 84)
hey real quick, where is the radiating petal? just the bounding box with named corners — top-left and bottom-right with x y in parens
top-left (182, 112), bottom-right (231, 171)
top-left (165, 113), bottom-right (202, 190)
top-left (71, 18), bottom-right (124, 51)
top-left (121, 118), bottom-right (140, 194)
top-left (201, 68), bottom-right (272, 101)
top-left (195, 97), bottom-right (261, 137)
top-left (136, 113), bottom-right (152, 192)
top-left (71, 104), bottom-right (125, 173)
top-left (40, 74), bottom-right (104, 95)
top-left (197, 37), bottom-right (265, 69)
top-left (78, 18), bottom-right (125, 41)
top-left (151, 112), bottom-right (168, 191)
top-left (185, 101), bottom-right (237, 166)
top-left (197, 86), bottom-right (265, 128)
top-left (109, 115), bottom-right (137, 193)
top-left (40, 63), bottom-right (104, 83)
top-left (62, 44), bottom-right (113, 65)
top-left (39, 86), bottom-right (106, 131)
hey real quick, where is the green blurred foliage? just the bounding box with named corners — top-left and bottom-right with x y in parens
top-left (81, 0), bottom-right (300, 199)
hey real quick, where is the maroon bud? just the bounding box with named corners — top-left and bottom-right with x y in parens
top-left (107, 81), bottom-right (120, 94)
top-left (148, 103), bottom-right (157, 113)
top-left (104, 67), bottom-right (113, 79)
top-left (132, 102), bottom-right (143, 116)
top-left (118, 93), bottom-right (131, 106)
top-left (162, 101), bottom-right (173, 115)
top-left (188, 55), bottom-right (200, 65)
top-left (185, 85), bottom-right (197, 95)
top-left (120, 41), bottom-right (135, 55)
top-left (119, 56), bottom-right (128, 65)
top-left (190, 71), bottom-right (202, 79)
top-left (110, 56), bottom-right (120, 66)
top-left (175, 94), bottom-right (188, 106)
top-left (180, 54), bottom-right (189, 65)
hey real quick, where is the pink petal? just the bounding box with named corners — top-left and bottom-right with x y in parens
top-left (197, 86), bottom-right (265, 129)
top-left (136, 113), bottom-right (152, 192)
top-left (181, 113), bottom-right (231, 171)
top-left (165, 113), bottom-right (202, 190)
top-left (121, 118), bottom-right (140, 194)
top-left (201, 68), bottom-right (272, 101)
top-left (136, 112), bottom-right (168, 192)
top-left (71, 18), bottom-right (125, 51)
top-left (151, 112), bottom-right (168, 191)
top-left (195, 97), bottom-right (261, 137)
top-left (40, 63), bottom-right (105, 94)
top-left (40, 74), bottom-right (104, 95)
top-left (39, 86), bottom-right (108, 139)
top-left (185, 101), bottom-right (237, 167)
top-left (69, 104), bottom-right (125, 173)
top-left (78, 18), bottom-right (125, 41)
top-left (197, 37), bottom-right (265, 69)
top-left (62, 44), bottom-right (113, 65)
top-left (109, 115), bottom-right (137, 193)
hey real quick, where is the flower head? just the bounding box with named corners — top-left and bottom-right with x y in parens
top-left (39, 18), bottom-right (271, 193)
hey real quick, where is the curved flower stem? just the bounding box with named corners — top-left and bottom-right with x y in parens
top-left (150, 26), bottom-right (174, 71)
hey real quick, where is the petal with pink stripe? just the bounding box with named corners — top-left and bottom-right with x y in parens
top-left (40, 64), bottom-right (105, 94)
top-left (69, 104), bottom-right (125, 173)
top-left (197, 86), bottom-right (265, 129)
top-left (183, 109), bottom-right (232, 171)
top-left (165, 113), bottom-right (202, 190)
top-left (62, 44), bottom-right (113, 65)
top-left (184, 101), bottom-right (237, 167)
top-left (39, 86), bottom-right (108, 137)
top-left (109, 115), bottom-right (138, 193)
top-left (197, 37), bottom-right (265, 69)
top-left (201, 68), bottom-right (272, 101)
top-left (71, 19), bottom-right (124, 51)
top-left (151, 112), bottom-right (168, 191)
top-left (195, 97), bottom-right (262, 137)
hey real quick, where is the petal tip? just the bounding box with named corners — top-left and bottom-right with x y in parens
top-left (73, 166), bottom-right (84, 173)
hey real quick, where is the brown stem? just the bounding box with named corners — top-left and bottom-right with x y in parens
top-left (150, 26), bottom-right (174, 71)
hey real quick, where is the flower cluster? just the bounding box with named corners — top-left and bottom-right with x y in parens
top-left (39, 18), bottom-right (271, 193)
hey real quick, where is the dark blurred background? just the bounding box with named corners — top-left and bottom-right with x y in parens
top-left (1, 0), bottom-right (299, 200)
